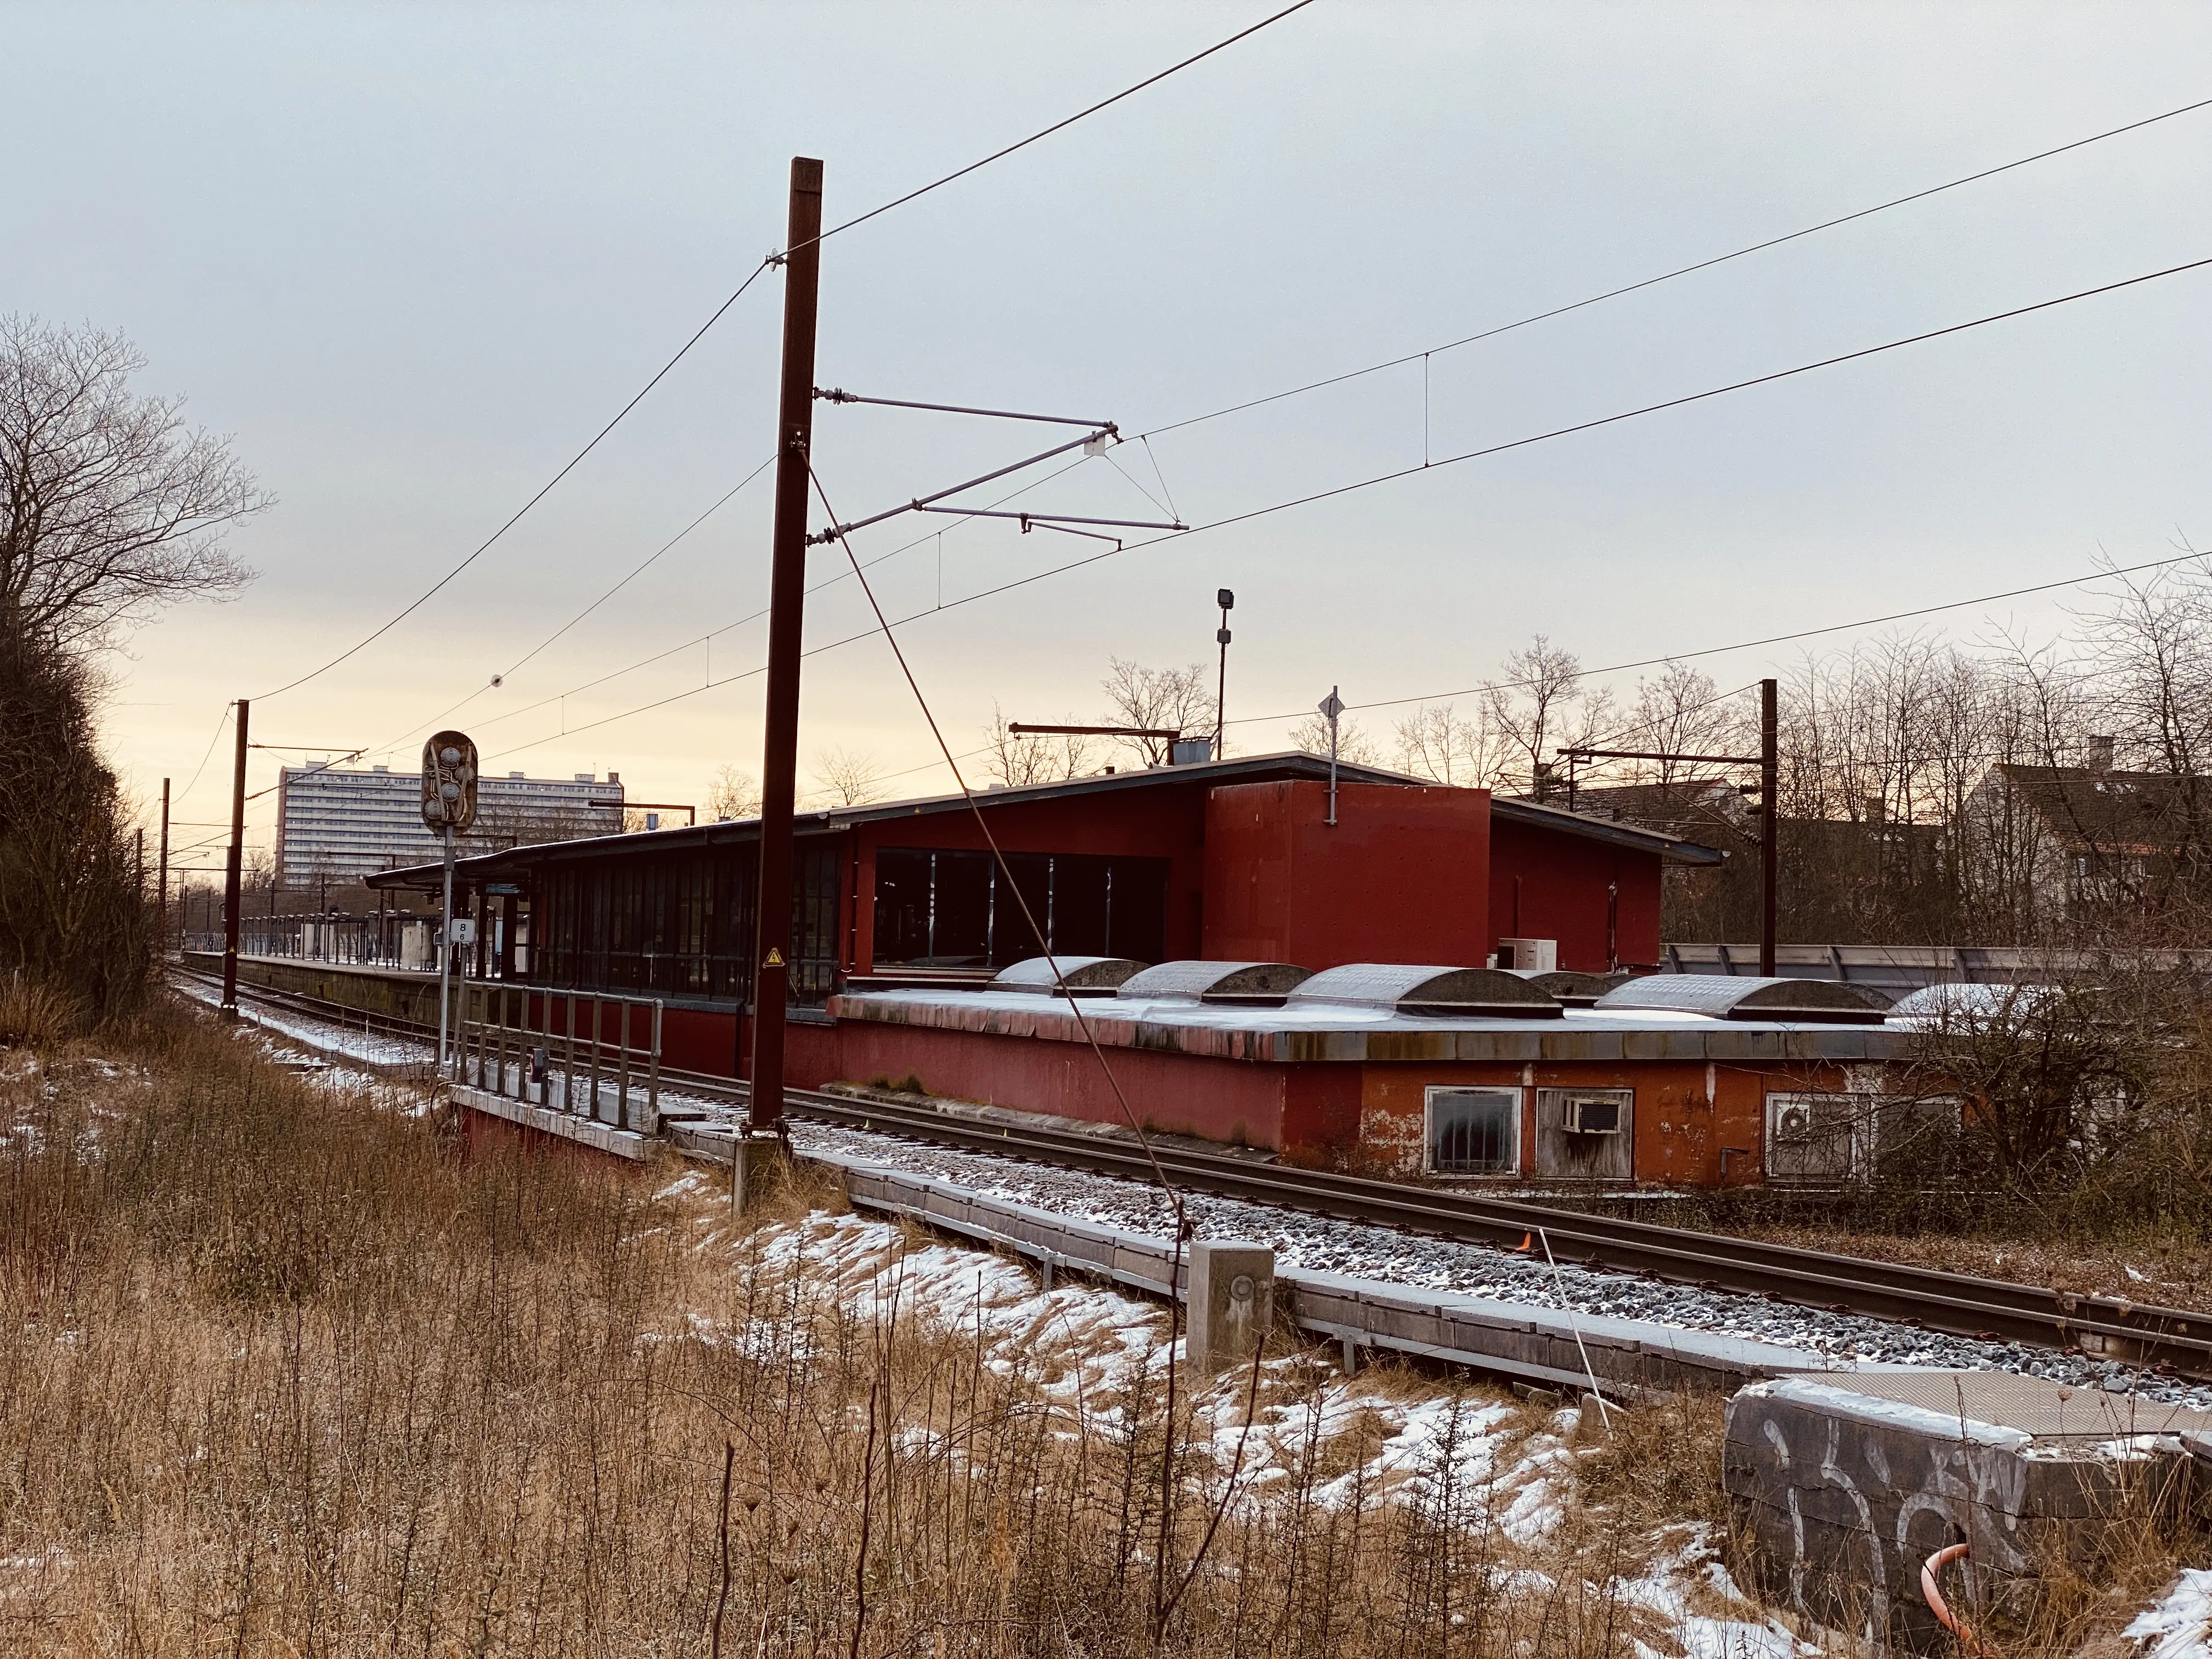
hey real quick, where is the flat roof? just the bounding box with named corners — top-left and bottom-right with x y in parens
top-left (828, 984), bottom-right (1901, 1064)
top-left (366, 750), bottom-right (1723, 890)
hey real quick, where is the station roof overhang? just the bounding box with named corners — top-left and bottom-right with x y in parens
top-left (363, 749), bottom-right (1721, 892)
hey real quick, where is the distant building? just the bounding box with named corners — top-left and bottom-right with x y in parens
top-left (1963, 759), bottom-right (2211, 919)
top-left (276, 764), bottom-right (625, 887)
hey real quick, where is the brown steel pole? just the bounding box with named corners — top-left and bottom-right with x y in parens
top-left (747, 156), bottom-right (825, 1132)
top-left (221, 699), bottom-right (249, 1014)
top-left (1759, 678), bottom-right (1778, 977)
top-left (157, 777), bottom-right (170, 955)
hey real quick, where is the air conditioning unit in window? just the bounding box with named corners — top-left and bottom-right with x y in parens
top-left (1495, 938), bottom-right (1557, 972)
top-left (1558, 1093), bottom-right (1623, 1135)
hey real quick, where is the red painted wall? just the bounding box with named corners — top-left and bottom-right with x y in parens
top-left (1486, 818), bottom-right (1663, 973)
top-left (814, 1017), bottom-right (1362, 1157)
top-left (1201, 781), bottom-right (1492, 969)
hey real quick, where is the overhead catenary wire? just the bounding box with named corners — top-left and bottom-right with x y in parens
top-left (1137, 92), bottom-right (2212, 443)
top-left (797, 0), bottom-right (1320, 259)
top-left (254, 1), bottom-right (1320, 708)
top-left (254, 258), bottom-right (782, 703)
top-left (172, 703), bottom-right (234, 806)
top-left (607, 90), bottom-right (2212, 657)
top-left (375, 452), bottom-right (779, 755)
top-left (468, 451), bottom-right (1114, 753)
top-left (478, 251), bottom-right (2212, 764)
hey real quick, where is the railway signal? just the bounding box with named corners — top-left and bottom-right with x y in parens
top-left (422, 729), bottom-right (479, 1076)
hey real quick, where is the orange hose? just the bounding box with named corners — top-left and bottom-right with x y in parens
top-left (1922, 1543), bottom-right (1999, 1657)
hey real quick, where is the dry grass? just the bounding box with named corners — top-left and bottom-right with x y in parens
top-left (0, 1008), bottom-right (1749, 1656)
top-left (1721, 1218), bottom-right (2212, 1309)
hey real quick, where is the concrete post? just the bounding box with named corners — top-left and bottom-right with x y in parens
top-left (1187, 1240), bottom-right (1274, 1376)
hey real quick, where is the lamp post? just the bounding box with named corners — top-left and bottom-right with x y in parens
top-left (1214, 588), bottom-right (1234, 759)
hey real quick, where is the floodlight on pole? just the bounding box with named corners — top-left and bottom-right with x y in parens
top-left (1215, 589), bottom-right (1233, 759)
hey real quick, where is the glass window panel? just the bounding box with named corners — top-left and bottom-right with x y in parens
top-left (1429, 1088), bottom-right (1519, 1175)
top-left (929, 850), bottom-right (991, 967)
top-left (1050, 856), bottom-right (1111, 957)
top-left (992, 853), bottom-right (1051, 965)
top-left (872, 850), bottom-right (934, 964)
top-left (1103, 857), bottom-right (1169, 962)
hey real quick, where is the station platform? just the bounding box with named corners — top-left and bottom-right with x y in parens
top-left (182, 951), bottom-right (449, 1028)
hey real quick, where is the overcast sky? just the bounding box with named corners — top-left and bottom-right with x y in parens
top-left (9, 2), bottom-right (2211, 861)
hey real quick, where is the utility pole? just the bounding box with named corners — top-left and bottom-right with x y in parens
top-left (1214, 588), bottom-right (1233, 758)
top-left (1759, 678), bottom-right (1779, 977)
top-left (747, 155), bottom-right (825, 1142)
top-left (157, 777), bottom-right (170, 956)
top-left (221, 700), bottom-right (249, 1015)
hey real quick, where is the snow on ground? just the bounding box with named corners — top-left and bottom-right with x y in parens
top-left (171, 976), bottom-right (434, 1069)
top-left (781, 1119), bottom-right (2212, 1408)
top-left (1616, 1536), bottom-right (1820, 1659)
top-left (663, 1194), bottom-right (1820, 1659)
top-left (2128, 1571), bottom-right (2212, 1659)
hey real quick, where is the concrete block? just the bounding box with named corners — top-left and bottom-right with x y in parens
top-left (1724, 1371), bottom-right (2212, 1654)
top-left (1188, 1240), bottom-right (1274, 1376)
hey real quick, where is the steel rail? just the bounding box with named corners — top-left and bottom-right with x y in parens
top-left (171, 966), bottom-right (2212, 1376)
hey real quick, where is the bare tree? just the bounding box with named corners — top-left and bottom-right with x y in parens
top-left (812, 746), bottom-right (887, 806)
top-left (983, 701), bottom-right (1094, 786)
top-left (469, 800), bottom-right (619, 850)
top-left (1, 316), bottom-right (267, 651)
top-left (1288, 711), bottom-right (1381, 766)
top-left (1620, 662), bottom-right (1751, 783)
top-left (1486, 635), bottom-right (1614, 797)
top-left (1391, 702), bottom-right (1511, 788)
top-left (1099, 657), bottom-right (1216, 765)
top-left (705, 763), bottom-right (759, 822)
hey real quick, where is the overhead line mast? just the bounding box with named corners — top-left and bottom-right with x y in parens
top-left (747, 156), bottom-right (826, 1143)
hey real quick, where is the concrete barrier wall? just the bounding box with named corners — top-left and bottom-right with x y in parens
top-left (1724, 1377), bottom-right (2184, 1652)
top-left (665, 1132), bottom-right (1828, 1398)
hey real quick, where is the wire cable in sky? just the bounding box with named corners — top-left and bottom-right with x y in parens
top-left (255, 258), bottom-right (781, 703)
top-left (954, 252), bottom-right (2212, 620)
top-left (804, 0), bottom-right (1320, 256)
top-left (481, 251), bottom-right (2212, 759)
top-left (256, 1), bottom-right (1319, 708)
top-left (375, 452), bottom-right (779, 756)
top-left (1139, 91), bottom-right (2212, 442)
top-left (545, 89), bottom-right (2212, 709)
top-left (172, 703), bottom-right (234, 806)
top-left (456, 451), bottom-right (1109, 753)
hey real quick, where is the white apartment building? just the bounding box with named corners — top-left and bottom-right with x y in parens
top-left (276, 764), bottom-right (626, 886)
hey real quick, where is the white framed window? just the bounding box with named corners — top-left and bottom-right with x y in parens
top-left (1425, 1086), bottom-right (1521, 1175)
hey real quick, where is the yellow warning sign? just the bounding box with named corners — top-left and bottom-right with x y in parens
top-left (764, 948), bottom-right (785, 967)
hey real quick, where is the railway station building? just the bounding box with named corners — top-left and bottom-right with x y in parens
top-left (353, 748), bottom-right (1912, 1186)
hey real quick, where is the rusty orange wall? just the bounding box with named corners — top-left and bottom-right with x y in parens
top-left (1486, 819), bottom-right (1664, 973)
top-left (1356, 1058), bottom-right (1849, 1183)
top-left (1201, 780), bottom-right (1491, 969)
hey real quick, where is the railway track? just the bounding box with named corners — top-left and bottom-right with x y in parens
top-left (174, 965), bottom-right (2212, 1378)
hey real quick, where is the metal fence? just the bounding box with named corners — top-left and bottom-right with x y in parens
top-left (454, 985), bottom-right (662, 1135)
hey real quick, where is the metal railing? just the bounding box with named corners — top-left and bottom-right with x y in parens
top-left (454, 985), bottom-right (662, 1135)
